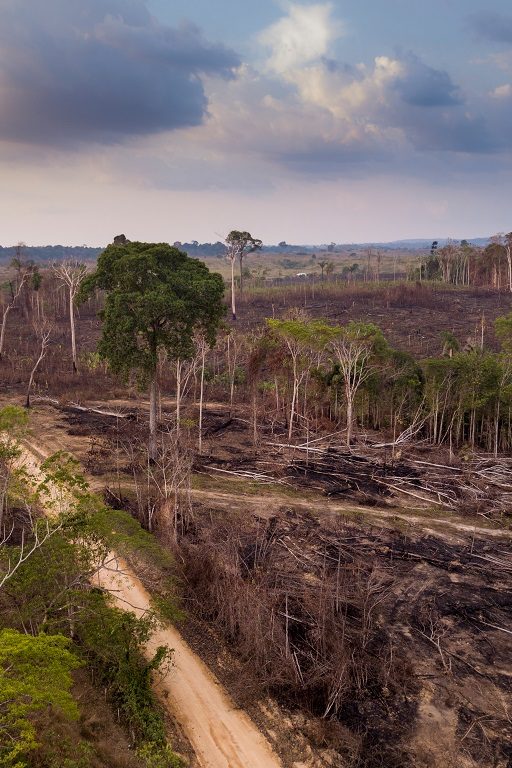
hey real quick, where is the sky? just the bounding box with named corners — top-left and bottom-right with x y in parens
top-left (1, 0), bottom-right (512, 245)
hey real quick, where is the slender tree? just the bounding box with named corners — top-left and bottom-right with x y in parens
top-left (25, 322), bottom-right (52, 408)
top-left (318, 259), bottom-right (329, 281)
top-left (79, 241), bottom-right (224, 457)
top-left (505, 232), bottom-right (512, 293)
top-left (225, 231), bottom-right (262, 320)
top-left (52, 261), bottom-right (87, 372)
top-left (267, 318), bottom-right (338, 441)
top-left (0, 257), bottom-right (33, 359)
top-left (329, 322), bottom-right (387, 447)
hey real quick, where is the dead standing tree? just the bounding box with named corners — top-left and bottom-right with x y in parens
top-left (25, 322), bottom-right (52, 408)
top-left (52, 261), bottom-right (87, 373)
top-left (329, 322), bottom-right (387, 447)
top-left (0, 260), bottom-right (32, 360)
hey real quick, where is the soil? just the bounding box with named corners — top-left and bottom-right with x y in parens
top-left (97, 557), bottom-right (284, 768)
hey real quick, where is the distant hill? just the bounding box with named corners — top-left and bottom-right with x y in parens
top-left (349, 237), bottom-right (491, 249)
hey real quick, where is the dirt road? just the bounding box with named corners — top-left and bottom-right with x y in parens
top-left (20, 440), bottom-right (283, 768)
top-left (99, 559), bottom-right (283, 768)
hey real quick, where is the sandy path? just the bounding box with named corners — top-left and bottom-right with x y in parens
top-left (98, 559), bottom-right (283, 768)
top-left (19, 438), bottom-right (283, 768)
top-left (190, 487), bottom-right (512, 541)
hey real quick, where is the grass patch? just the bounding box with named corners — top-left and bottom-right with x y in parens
top-left (191, 471), bottom-right (318, 501)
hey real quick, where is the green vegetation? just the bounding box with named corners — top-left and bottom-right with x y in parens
top-left (79, 240), bottom-right (225, 454)
top-left (0, 630), bottom-right (79, 768)
top-left (0, 409), bottom-right (182, 768)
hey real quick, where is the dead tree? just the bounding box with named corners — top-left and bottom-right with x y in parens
top-left (52, 261), bottom-right (87, 372)
top-left (25, 323), bottom-right (52, 408)
top-left (329, 324), bottom-right (379, 447)
top-left (197, 334), bottom-right (208, 455)
top-left (0, 265), bottom-right (30, 359)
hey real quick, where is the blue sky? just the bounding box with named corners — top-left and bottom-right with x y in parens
top-left (1, 0), bottom-right (512, 245)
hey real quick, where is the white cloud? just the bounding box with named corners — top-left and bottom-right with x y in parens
top-left (258, 2), bottom-right (343, 74)
top-left (490, 83), bottom-right (512, 99)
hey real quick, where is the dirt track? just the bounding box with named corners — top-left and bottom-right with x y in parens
top-left (98, 558), bottom-right (283, 768)
top-left (19, 438), bottom-right (283, 768)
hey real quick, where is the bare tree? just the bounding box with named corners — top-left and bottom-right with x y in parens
top-left (52, 261), bottom-right (87, 372)
top-left (197, 334), bottom-right (208, 455)
top-left (25, 322), bottom-right (52, 408)
top-left (330, 322), bottom-right (384, 447)
top-left (0, 258), bottom-right (31, 359)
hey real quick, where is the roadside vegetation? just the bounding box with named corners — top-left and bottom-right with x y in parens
top-left (0, 405), bottom-right (184, 768)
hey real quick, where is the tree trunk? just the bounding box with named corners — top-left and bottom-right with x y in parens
top-left (0, 306), bottom-right (11, 359)
top-left (252, 389), bottom-right (258, 447)
top-left (69, 287), bottom-right (77, 373)
top-left (26, 332), bottom-right (50, 408)
top-left (198, 344), bottom-right (206, 454)
top-left (231, 258), bottom-right (236, 320)
top-left (149, 376), bottom-right (158, 460)
top-left (176, 359), bottom-right (182, 437)
top-left (346, 392), bottom-right (354, 447)
top-left (288, 378), bottom-right (298, 442)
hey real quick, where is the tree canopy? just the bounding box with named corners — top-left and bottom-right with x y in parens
top-left (79, 241), bottom-right (225, 384)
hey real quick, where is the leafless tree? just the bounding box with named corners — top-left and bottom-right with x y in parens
top-left (0, 258), bottom-right (31, 359)
top-left (197, 334), bottom-right (208, 454)
top-left (52, 260), bottom-right (87, 372)
top-left (25, 322), bottom-right (52, 408)
top-left (329, 327), bottom-right (378, 447)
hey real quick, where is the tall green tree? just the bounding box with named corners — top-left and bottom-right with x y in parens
top-left (225, 231), bottom-right (262, 319)
top-left (79, 241), bottom-right (224, 456)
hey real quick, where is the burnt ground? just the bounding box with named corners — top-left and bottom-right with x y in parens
top-left (14, 399), bottom-right (512, 768)
top-left (236, 284), bottom-right (512, 357)
top-left (175, 504), bottom-right (512, 768)
top-left (1, 285), bottom-right (512, 404)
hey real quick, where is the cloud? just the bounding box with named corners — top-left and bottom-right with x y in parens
top-left (394, 55), bottom-right (462, 107)
top-left (0, 0), bottom-right (239, 147)
top-left (258, 2), bottom-right (343, 74)
top-left (468, 11), bottom-right (512, 45)
top-left (490, 83), bottom-right (512, 99)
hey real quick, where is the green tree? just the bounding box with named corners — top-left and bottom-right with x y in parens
top-left (225, 231), bottom-right (262, 319)
top-left (496, 311), bottom-right (512, 354)
top-left (79, 242), bottom-right (224, 456)
top-left (0, 407), bottom-right (29, 531)
top-left (0, 629), bottom-right (79, 768)
top-left (267, 318), bottom-right (338, 440)
top-left (318, 259), bottom-right (329, 281)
